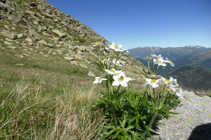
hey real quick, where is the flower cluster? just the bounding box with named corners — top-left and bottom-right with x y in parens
top-left (91, 41), bottom-right (132, 88)
top-left (144, 54), bottom-right (183, 98)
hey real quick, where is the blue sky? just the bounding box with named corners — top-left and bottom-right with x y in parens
top-left (47, 0), bottom-right (211, 49)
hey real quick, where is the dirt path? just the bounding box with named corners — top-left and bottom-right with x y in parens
top-left (149, 91), bottom-right (211, 140)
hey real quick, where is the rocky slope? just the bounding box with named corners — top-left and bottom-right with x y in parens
top-left (0, 0), bottom-right (146, 81)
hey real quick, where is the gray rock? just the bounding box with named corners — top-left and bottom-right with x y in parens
top-left (38, 40), bottom-right (47, 45)
top-left (0, 1), bottom-right (8, 11)
top-left (64, 56), bottom-right (74, 61)
top-left (88, 71), bottom-right (95, 77)
top-left (4, 41), bottom-right (12, 45)
top-left (25, 38), bottom-right (33, 43)
top-left (8, 15), bottom-right (27, 26)
top-left (0, 30), bottom-right (17, 39)
top-left (52, 29), bottom-right (66, 37)
top-left (17, 33), bottom-right (24, 39)
top-left (80, 64), bottom-right (88, 69)
top-left (25, 10), bottom-right (36, 16)
top-left (71, 61), bottom-right (78, 66)
top-left (7, 46), bottom-right (17, 49)
top-left (46, 8), bottom-right (53, 14)
top-left (75, 53), bottom-right (83, 60)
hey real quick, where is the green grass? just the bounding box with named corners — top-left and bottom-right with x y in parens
top-left (0, 65), bottom-right (104, 139)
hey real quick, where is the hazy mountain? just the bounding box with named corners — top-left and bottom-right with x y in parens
top-left (165, 65), bottom-right (211, 90)
top-left (129, 46), bottom-right (211, 61)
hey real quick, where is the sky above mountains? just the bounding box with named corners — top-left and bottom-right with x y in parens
top-left (47, 0), bottom-right (211, 49)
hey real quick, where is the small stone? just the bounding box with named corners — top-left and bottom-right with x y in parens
top-left (4, 41), bottom-right (13, 45)
top-left (88, 71), bottom-right (95, 77)
top-left (25, 38), bottom-right (33, 43)
top-left (17, 33), bottom-right (24, 39)
top-left (64, 56), bottom-right (74, 61)
top-left (71, 61), bottom-right (78, 65)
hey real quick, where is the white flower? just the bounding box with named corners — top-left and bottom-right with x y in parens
top-left (145, 78), bottom-right (160, 88)
top-left (146, 74), bottom-right (162, 79)
top-left (165, 57), bottom-right (175, 67)
top-left (105, 69), bottom-right (122, 75)
top-left (103, 58), bottom-right (110, 64)
top-left (160, 77), bottom-right (171, 85)
top-left (93, 77), bottom-right (107, 84)
top-left (91, 41), bottom-right (101, 47)
top-left (169, 76), bottom-right (179, 87)
top-left (109, 42), bottom-right (124, 52)
top-left (151, 54), bottom-right (162, 59)
top-left (170, 85), bottom-right (183, 98)
top-left (112, 72), bottom-right (131, 87)
top-left (143, 56), bottom-right (153, 60)
top-left (120, 61), bottom-right (126, 66)
top-left (100, 49), bottom-right (110, 56)
top-left (171, 85), bottom-right (182, 93)
top-left (153, 57), bottom-right (167, 66)
top-left (112, 59), bottom-right (122, 66)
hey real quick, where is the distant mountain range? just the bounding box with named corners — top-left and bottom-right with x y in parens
top-left (165, 65), bottom-right (211, 90)
top-left (129, 46), bottom-right (211, 61)
top-left (129, 46), bottom-right (211, 74)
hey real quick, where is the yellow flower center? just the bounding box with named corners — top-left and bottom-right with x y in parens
top-left (157, 60), bottom-right (162, 64)
top-left (114, 45), bottom-right (120, 49)
top-left (118, 76), bottom-right (124, 82)
top-left (151, 74), bottom-right (157, 77)
top-left (116, 63), bottom-right (119, 65)
top-left (104, 59), bottom-right (108, 61)
top-left (125, 75), bottom-right (128, 78)
top-left (110, 70), bottom-right (116, 73)
top-left (168, 60), bottom-right (172, 63)
top-left (164, 79), bottom-right (171, 83)
top-left (98, 77), bottom-right (102, 82)
top-left (151, 79), bottom-right (157, 83)
top-left (95, 41), bottom-right (100, 44)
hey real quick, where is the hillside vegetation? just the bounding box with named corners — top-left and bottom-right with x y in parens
top-left (165, 65), bottom-right (211, 90)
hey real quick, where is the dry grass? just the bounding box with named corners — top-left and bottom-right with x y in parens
top-left (0, 65), bottom-right (104, 139)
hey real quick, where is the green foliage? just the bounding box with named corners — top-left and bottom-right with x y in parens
top-left (91, 44), bottom-right (181, 139)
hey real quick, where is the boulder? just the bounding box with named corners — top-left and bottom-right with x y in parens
top-left (0, 30), bottom-right (17, 39)
top-left (8, 15), bottom-right (27, 26)
top-left (52, 29), bottom-right (66, 38)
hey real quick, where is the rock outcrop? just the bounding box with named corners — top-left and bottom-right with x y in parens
top-left (0, 0), bottom-right (147, 80)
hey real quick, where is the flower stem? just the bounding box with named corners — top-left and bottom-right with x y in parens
top-left (145, 85), bottom-right (149, 93)
top-left (148, 60), bottom-right (150, 74)
top-left (111, 102), bottom-right (118, 128)
top-left (162, 84), bottom-right (166, 95)
top-left (153, 88), bottom-right (156, 100)
top-left (154, 65), bottom-right (159, 74)
top-left (141, 111), bottom-right (158, 139)
top-left (157, 64), bottom-right (168, 75)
